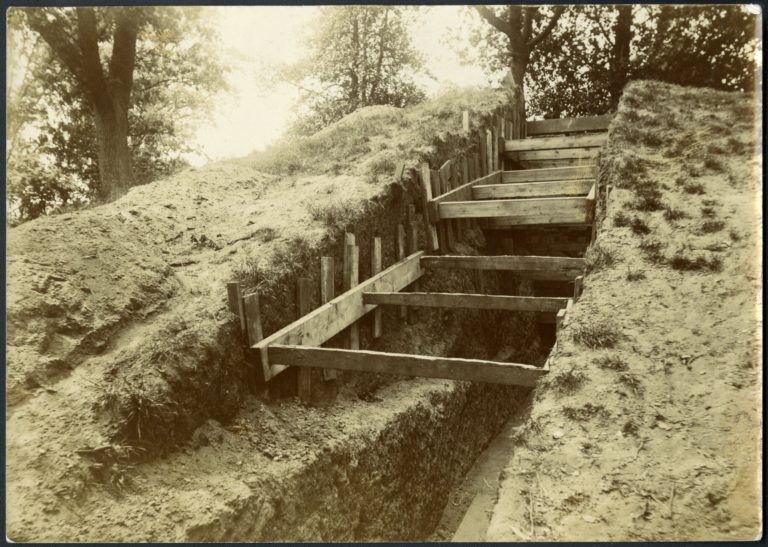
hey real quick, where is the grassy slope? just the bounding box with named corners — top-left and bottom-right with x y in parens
top-left (487, 81), bottom-right (762, 541)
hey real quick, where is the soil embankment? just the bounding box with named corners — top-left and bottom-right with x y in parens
top-left (487, 81), bottom-right (762, 541)
top-left (7, 88), bottom-right (552, 541)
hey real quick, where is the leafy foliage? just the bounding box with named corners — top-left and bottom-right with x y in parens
top-left (6, 7), bottom-right (228, 222)
top-left (282, 6), bottom-right (426, 134)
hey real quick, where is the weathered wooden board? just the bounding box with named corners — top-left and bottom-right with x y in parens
top-left (505, 133), bottom-right (607, 152)
top-left (519, 158), bottom-right (598, 169)
top-left (253, 251), bottom-right (424, 381)
top-left (439, 196), bottom-right (589, 225)
top-left (526, 114), bottom-right (613, 136)
top-left (506, 147), bottom-right (600, 162)
top-left (268, 345), bottom-right (547, 387)
top-left (420, 255), bottom-right (584, 280)
top-left (502, 165), bottom-right (595, 183)
top-left (426, 171), bottom-right (501, 222)
top-left (472, 179), bottom-right (593, 200)
top-left (363, 292), bottom-right (569, 312)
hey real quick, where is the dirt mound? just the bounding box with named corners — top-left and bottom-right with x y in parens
top-left (487, 81), bottom-right (762, 541)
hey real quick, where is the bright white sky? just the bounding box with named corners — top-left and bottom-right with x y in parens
top-left (191, 6), bottom-right (488, 164)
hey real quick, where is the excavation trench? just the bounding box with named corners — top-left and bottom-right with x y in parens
top-left (182, 225), bottom-right (582, 542)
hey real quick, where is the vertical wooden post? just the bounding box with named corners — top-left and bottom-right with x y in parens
top-left (226, 282), bottom-right (247, 345)
top-left (344, 243), bottom-right (360, 350)
top-left (479, 131), bottom-right (488, 176)
top-left (371, 237), bottom-right (383, 338)
top-left (499, 116), bottom-right (507, 171)
top-left (573, 275), bottom-right (583, 301)
top-left (473, 155), bottom-right (481, 181)
top-left (320, 257), bottom-right (336, 380)
top-left (242, 292), bottom-right (267, 382)
top-left (451, 160), bottom-right (464, 242)
top-left (295, 278), bottom-right (312, 402)
top-left (462, 110), bottom-right (470, 132)
top-left (396, 224), bottom-right (407, 319)
top-left (430, 169), bottom-right (447, 252)
top-left (490, 127), bottom-right (498, 172)
top-left (486, 129), bottom-right (494, 175)
top-left (406, 204), bottom-right (420, 294)
top-left (438, 167), bottom-right (455, 252)
top-left (419, 164), bottom-right (440, 252)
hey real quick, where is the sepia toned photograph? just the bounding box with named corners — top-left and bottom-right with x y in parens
top-left (4, 4), bottom-right (762, 542)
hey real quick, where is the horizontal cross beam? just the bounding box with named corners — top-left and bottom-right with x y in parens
top-left (362, 292), bottom-right (569, 312)
top-left (268, 345), bottom-right (547, 387)
top-left (420, 255), bottom-right (584, 280)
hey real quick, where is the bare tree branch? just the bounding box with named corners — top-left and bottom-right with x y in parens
top-left (528, 6), bottom-right (566, 50)
top-left (474, 5), bottom-right (511, 36)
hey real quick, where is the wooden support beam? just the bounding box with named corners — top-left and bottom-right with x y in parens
top-left (479, 131), bottom-right (488, 175)
top-left (344, 243), bottom-right (360, 350)
top-left (296, 278), bottom-right (312, 402)
top-left (502, 165), bottom-right (595, 183)
top-left (268, 345), bottom-right (547, 387)
top-left (242, 292), bottom-right (267, 380)
top-left (363, 292), bottom-right (569, 312)
top-left (526, 114), bottom-right (613, 136)
top-left (396, 224), bottom-right (408, 320)
top-left (439, 197), bottom-right (590, 225)
top-left (573, 275), bottom-right (583, 301)
top-left (418, 164), bottom-right (440, 252)
top-left (505, 133), bottom-right (607, 152)
top-left (519, 158), bottom-right (598, 170)
top-left (253, 252), bottom-right (424, 381)
top-left (420, 255), bottom-right (584, 280)
top-left (430, 168), bottom-right (448, 251)
top-left (506, 147), bottom-right (600, 162)
top-left (438, 168), bottom-right (455, 251)
top-left (427, 171), bottom-right (501, 221)
top-left (472, 179), bottom-right (593, 200)
top-left (370, 237), bottom-right (383, 338)
top-left (320, 256), bottom-right (337, 380)
top-left (226, 281), bottom-right (247, 345)
top-left (462, 110), bottom-right (470, 132)
top-left (486, 129), bottom-right (494, 175)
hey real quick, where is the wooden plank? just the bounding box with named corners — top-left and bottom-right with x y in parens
top-left (439, 196), bottom-right (589, 223)
top-left (420, 255), bottom-right (584, 279)
top-left (418, 164), bottom-right (440, 252)
top-left (502, 165), bottom-right (595, 183)
top-left (396, 223), bottom-right (408, 320)
top-left (427, 171), bottom-right (501, 221)
top-left (505, 133), bottom-right (607, 152)
top-left (472, 179), bottom-right (593, 200)
top-left (243, 292), bottom-right (267, 380)
top-left (430, 168), bottom-right (448, 251)
top-left (363, 292), bottom-right (569, 312)
top-left (479, 131), bottom-right (488, 175)
top-left (526, 114), bottom-right (613, 136)
top-left (320, 257), bottom-right (336, 380)
top-left (371, 237), bottom-right (383, 338)
top-left (394, 162), bottom-right (405, 181)
top-left (226, 282), bottom-right (247, 344)
top-left (520, 158), bottom-right (598, 170)
top-left (506, 147), bottom-right (600, 162)
top-left (438, 169), bottom-right (455, 251)
top-left (573, 275), bottom-right (584, 301)
top-left (268, 345), bottom-right (547, 387)
top-left (344, 244), bottom-right (360, 350)
top-left (485, 129), bottom-right (493, 175)
top-left (462, 110), bottom-right (470, 132)
top-left (253, 252), bottom-right (424, 381)
top-left (296, 278), bottom-right (312, 402)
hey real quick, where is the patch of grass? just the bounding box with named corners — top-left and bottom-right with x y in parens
top-left (618, 372), bottom-right (645, 395)
top-left (680, 181), bottom-right (706, 195)
top-left (562, 403), bottom-right (609, 421)
top-left (571, 319), bottom-right (621, 349)
top-left (595, 354), bottom-right (629, 371)
top-left (700, 220), bottom-right (726, 233)
top-left (629, 217), bottom-right (651, 235)
top-left (639, 238), bottom-right (666, 264)
top-left (663, 206), bottom-right (687, 222)
top-left (625, 267), bottom-right (646, 281)
top-left (668, 251), bottom-right (722, 272)
top-left (613, 211), bottom-right (630, 227)
top-left (550, 366), bottom-right (588, 394)
top-left (729, 229), bottom-right (742, 242)
top-left (622, 420), bottom-right (640, 436)
top-left (701, 206), bottom-right (717, 218)
top-left (703, 156), bottom-right (725, 173)
top-left (685, 163), bottom-right (703, 178)
top-left (306, 198), bottom-right (366, 231)
top-left (584, 242), bottom-right (615, 273)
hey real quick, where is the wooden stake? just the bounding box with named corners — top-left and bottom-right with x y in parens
top-left (419, 164), bottom-right (440, 252)
top-left (486, 129), bottom-right (494, 174)
top-left (320, 256), bottom-right (337, 380)
top-left (397, 224), bottom-right (407, 319)
top-left (371, 237), bottom-right (382, 338)
top-left (462, 110), bottom-right (470, 132)
top-left (439, 169), bottom-right (455, 252)
top-left (344, 244), bottom-right (360, 350)
top-left (431, 168), bottom-right (448, 252)
top-left (226, 281), bottom-right (247, 345)
top-left (479, 131), bottom-right (488, 176)
top-left (242, 292), bottom-right (267, 382)
top-left (573, 275), bottom-right (584, 301)
top-left (296, 277), bottom-right (312, 402)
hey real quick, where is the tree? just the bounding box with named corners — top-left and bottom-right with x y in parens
top-left (282, 6), bottom-right (426, 134)
top-left (471, 5), bottom-right (566, 136)
top-left (16, 7), bottom-right (227, 203)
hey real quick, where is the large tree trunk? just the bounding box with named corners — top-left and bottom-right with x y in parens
top-left (610, 5), bottom-right (633, 108)
top-left (93, 89), bottom-right (134, 201)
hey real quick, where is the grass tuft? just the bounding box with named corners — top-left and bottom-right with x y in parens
top-left (571, 319), bottom-right (622, 349)
top-left (663, 207), bottom-right (688, 222)
top-left (595, 354), bottom-right (629, 371)
top-left (669, 251), bottom-right (722, 272)
top-left (639, 238), bottom-right (666, 264)
top-left (626, 267), bottom-right (646, 281)
top-left (549, 366), bottom-right (588, 394)
top-left (700, 220), bottom-right (726, 233)
top-left (584, 242), bottom-right (615, 273)
top-left (562, 403), bottom-right (609, 421)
